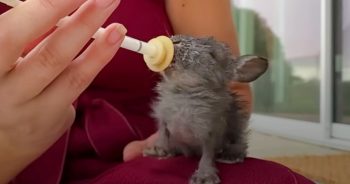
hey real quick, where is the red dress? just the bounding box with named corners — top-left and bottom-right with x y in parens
top-left (1, 1), bottom-right (314, 183)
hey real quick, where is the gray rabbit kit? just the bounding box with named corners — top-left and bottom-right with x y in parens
top-left (143, 35), bottom-right (268, 184)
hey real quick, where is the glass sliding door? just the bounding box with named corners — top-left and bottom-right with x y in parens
top-left (332, 0), bottom-right (350, 140)
top-left (234, 0), bottom-right (321, 122)
top-left (232, 0), bottom-right (350, 150)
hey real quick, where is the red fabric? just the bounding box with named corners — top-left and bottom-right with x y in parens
top-left (91, 157), bottom-right (314, 184)
top-left (0, 1), bottom-right (314, 184)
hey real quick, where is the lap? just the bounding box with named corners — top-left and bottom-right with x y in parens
top-left (91, 156), bottom-right (314, 184)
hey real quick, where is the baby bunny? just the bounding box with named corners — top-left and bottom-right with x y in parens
top-left (143, 35), bottom-right (268, 184)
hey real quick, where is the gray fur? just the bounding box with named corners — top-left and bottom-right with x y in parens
top-left (143, 35), bottom-right (268, 184)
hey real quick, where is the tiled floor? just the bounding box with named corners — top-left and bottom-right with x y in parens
top-left (247, 131), bottom-right (347, 158)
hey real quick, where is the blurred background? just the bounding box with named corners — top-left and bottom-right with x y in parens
top-left (231, 0), bottom-right (349, 183)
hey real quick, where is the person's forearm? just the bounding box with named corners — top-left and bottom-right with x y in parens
top-left (165, 0), bottom-right (252, 112)
top-left (165, 0), bottom-right (239, 54)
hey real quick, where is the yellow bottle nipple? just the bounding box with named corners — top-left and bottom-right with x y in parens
top-left (143, 36), bottom-right (174, 72)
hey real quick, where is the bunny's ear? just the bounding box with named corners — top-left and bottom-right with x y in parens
top-left (232, 55), bottom-right (268, 82)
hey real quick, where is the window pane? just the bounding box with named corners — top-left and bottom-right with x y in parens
top-left (233, 0), bottom-right (321, 122)
top-left (334, 0), bottom-right (350, 124)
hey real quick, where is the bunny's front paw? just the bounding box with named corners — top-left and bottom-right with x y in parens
top-left (143, 146), bottom-right (174, 159)
top-left (190, 169), bottom-right (220, 184)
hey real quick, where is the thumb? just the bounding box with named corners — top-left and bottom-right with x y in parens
top-left (123, 132), bottom-right (159, 162)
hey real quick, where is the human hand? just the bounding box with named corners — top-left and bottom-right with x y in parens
top-left (0, 0), bottom-right (125, 182)
top-left (123, 132), bottom-right (159, 162)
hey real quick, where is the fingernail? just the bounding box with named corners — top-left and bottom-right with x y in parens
top-left (95, 0), bottom-right (116, 8)
top-left (108, 24), bottom-right (127, 44)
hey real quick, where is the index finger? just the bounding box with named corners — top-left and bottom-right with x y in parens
top-left (0, 0), bottom-right (85, 73)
